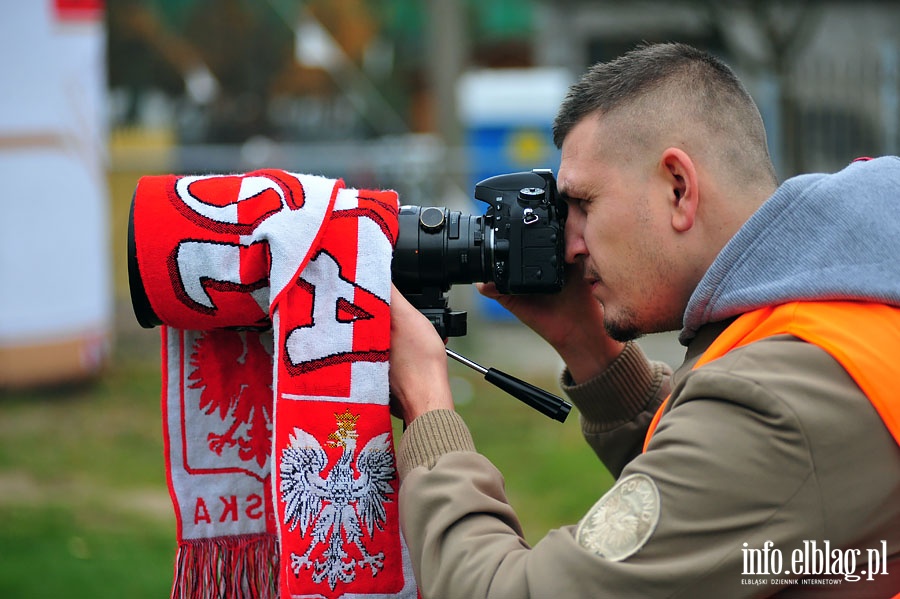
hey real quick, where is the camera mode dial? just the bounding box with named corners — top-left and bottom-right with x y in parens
top-left (517, 187), bottom-right (544, 206)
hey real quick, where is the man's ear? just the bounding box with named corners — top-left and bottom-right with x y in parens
top-left (661, 147), bottom-right (698, 233)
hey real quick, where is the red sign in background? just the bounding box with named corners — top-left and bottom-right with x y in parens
top-left (54, 0), bottom-right (105, 21)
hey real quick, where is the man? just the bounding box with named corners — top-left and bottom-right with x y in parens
top-left (388, 42), bottom-right (900, 598)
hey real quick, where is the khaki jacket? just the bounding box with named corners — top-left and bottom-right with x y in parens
top-left (397, 321), bottom-right (900, 598)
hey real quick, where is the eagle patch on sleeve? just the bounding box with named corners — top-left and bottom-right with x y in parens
top-left (575, 472), bottom-right (660, 561)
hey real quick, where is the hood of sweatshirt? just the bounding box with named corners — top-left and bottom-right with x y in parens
top-left (680, 156), bottom-right (900, 344)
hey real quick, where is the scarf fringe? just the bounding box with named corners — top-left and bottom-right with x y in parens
top-left (171, 534), bottom-right (278, 599)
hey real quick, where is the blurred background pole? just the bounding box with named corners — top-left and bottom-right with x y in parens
top-left (880, 40), bottom-right (899, 156)
top-left (426, 0), bottom-right (469, 203)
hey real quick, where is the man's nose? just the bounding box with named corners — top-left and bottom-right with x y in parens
top-left (564, 212), bottom-right (587, 264)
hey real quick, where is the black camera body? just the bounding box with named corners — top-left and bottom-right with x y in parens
top-left (392, 169), bottom-right (566, 337)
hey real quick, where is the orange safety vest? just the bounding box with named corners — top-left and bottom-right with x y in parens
top-left (643, 301), bottom-right (900, 453)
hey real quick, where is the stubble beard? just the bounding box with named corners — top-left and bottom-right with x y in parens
top-left (601, 304), bottom-right (643, 342)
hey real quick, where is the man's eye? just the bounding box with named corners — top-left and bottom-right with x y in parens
top-left (564, 196), bottom-right (586, 210)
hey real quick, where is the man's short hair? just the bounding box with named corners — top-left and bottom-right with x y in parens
top-left (553, 42), bottom-right (777, 186)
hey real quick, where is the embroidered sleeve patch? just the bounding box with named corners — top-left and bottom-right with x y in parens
top-left (575, 472), bottom-right (660, 561)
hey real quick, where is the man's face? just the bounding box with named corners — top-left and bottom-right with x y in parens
top-left (556, 115), bottom-right (684, 341)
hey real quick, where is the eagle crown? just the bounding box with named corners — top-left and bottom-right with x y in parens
top-left (326, 409), bottom-right (360, 449)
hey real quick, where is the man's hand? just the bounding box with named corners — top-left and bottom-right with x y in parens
top-left (389, 286), bottom-right (454, 426)
top-left (477, 265), bottom-right (624, 384)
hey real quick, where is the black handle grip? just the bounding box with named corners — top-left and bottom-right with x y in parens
top-left (484, 368), bottom-right (572, 422)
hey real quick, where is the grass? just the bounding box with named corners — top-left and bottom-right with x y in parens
top-left (0, 340), bottom-right (175, 598)
top-left (0, 318), bottom-right (613, 597)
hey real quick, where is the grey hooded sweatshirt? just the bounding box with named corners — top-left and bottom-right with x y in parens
top-left (682, 155), bottom-right (900, 343)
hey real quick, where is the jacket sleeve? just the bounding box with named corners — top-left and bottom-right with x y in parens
top-left (560, 341), bottom-right (672, 477)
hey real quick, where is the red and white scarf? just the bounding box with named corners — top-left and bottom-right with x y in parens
top-left (130, 169), bottom-right (417, 598)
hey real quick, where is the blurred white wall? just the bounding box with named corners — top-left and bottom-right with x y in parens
top-left (0, 0), bottom-right (111, 387)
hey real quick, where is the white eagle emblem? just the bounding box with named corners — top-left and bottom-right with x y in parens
top-left (279, 410), bottom-right (395, 590)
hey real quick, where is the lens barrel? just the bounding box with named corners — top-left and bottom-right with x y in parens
top-left (391, 205), bottom-right (493, 294)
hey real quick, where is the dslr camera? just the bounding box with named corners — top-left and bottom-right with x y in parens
top-left (393, 169), bottom-right (566, 337)
top-left (127, 168), bottom-right (566, 336)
